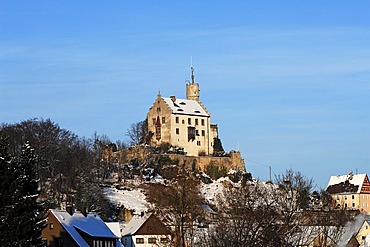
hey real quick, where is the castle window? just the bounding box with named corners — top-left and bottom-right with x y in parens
top-left (344, 195), bottom-right (347, 200)
top-left (195, 119), bottom-right (199, 125)
top-left (152, 118), bottom-right (156, 125)
top-left (162, 117), bottom-right (166, 124)
top-left (182, 120), bottom-right (185, 124)
top-left (201, 119), bottom-right (205, 126)
top-left (176, 117), bottom-right (179, 123)
top-left (155, 116), bottom-right (161, 140)
top-left (344, 203), bottom-right (348, 208)
top-left (197, 141), bottom-right (201, 146)
top-left (352, 195), bottom-right (355, 200)
top-left (352, 203), bottom-right (355, 208)
top-left (188, 127), bottom-right (195, 141)
top-left (202, 130), bottom-right (205, 136)
top-left (156, 127), bottom-right (161, 140)
top-left (176, 128), bottom-right (179, 135)
top-left (157, 107), bottom-right (161, 112)
top-left (188, 118), bottom-right (191, 125)
top-left (196, 130), bottom-right (199, 136)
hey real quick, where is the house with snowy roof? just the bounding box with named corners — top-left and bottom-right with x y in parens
top-left (354, 218), bottom-right (370, 246)
top-left (121, 213), bottom-right (171, 247)
top-left (293, 215), bottom-right (370, 247)
top-left (147, 68), bottom-right (219, 156)
top-left (326, 172), bottom-right (370, 214)
top-left (41, 209), bottom-right (122, 247)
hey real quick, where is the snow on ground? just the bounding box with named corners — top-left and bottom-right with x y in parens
top-left (103, 187), bottom-right (149, 213)
top-left (201, 177), bottom-right (235, 203)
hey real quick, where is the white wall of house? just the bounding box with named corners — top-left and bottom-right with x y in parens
top-left (122, 234), bottom-right (171, 247)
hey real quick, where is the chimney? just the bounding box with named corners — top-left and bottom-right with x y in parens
top-left (170, 95), bottom-right (176, 102)
top-left (66, 204), bottom-right (73, 215)
top-left (81, 207), bottom-right (88, 217)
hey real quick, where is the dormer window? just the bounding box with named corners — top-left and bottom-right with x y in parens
top-left (179, 102), bottom-right (186, 105)
top-left (194, 110), bottom-right (201, 113)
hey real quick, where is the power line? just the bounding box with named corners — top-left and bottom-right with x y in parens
top-left (244, 158), bottom-right (272, 181)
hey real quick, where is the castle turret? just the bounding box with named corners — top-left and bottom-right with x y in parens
top-left (186, 67), bottom-right (200, 101)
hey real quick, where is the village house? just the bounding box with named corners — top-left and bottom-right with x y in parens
top-left (326, 172), bottom-right (370, 214)
top-left (147, 68), bottom-right (219, 156)
top-left (41, 208), bottom-right (121, 247)
top-left (355, 218), bottom-right (370, 246)
top-left (121, 213), bottom-right (171, 247)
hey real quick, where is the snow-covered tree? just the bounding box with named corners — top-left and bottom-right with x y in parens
top-left (0, 133), bottom-right (18, 244)
top-left (0, 135), bottom-right (44, 246)
top-left (12, 141), bottom-right (44, 246)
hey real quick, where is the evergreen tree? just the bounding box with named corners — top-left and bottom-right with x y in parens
top-left (0, 133), bottom-right (18, 244)
top-left (13, 142), bottom-right (44, 246)
top-left (0, 136), bottom-right (44, 246)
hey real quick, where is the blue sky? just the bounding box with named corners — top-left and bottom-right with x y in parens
top-left (1, 1), bottom-right (370, 188)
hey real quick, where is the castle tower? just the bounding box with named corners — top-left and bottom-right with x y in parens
top-left (186, 67), bottom-right (200, 101)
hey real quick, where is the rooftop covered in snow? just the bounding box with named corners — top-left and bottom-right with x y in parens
top-left (326, 173), bottom-right (367, 194)
top-left (162, 97), bottom-right (209, 117)
top-left (50, 209), bottom-right (118, 246)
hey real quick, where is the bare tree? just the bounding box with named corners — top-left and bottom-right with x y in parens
top-left (146, 165), bottom-right (203, 247)
top-left (126, 119), bottom-right (153, 146)
top-left (199, 182), bottom-right (283, 247)
top-left (201, 170), bottom-right (316, 247)
top-left (274, 169), bottom-right (314, 245)
top-left (0, 119), bottom-right (114, 219)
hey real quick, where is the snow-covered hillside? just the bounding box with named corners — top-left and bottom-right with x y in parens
top-left (103, 187), bottom-right (148, 213)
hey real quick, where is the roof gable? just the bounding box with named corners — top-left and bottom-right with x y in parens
top-left (136, 214), bottom-right (171, 235)
top-left (361, 174), bottom-right (370, 194)
top-left (122, 214), bottom-right (170, 237)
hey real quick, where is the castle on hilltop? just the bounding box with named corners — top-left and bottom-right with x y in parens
top-left (147, 68), bottom-right (219, 157)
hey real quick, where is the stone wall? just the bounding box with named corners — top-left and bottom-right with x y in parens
top-left (111, 146), bottom-right (246, 173)
top-left (164, 150), bottom-right (246, 172)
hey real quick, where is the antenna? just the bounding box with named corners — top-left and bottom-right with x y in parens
top-left (191, 66), bottom-right (195, 84)
top-left (190, 56), bottom-right (195, 84)
top-left (269, 166), bottom-right (272, 182)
